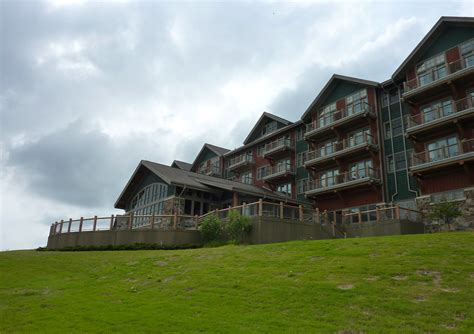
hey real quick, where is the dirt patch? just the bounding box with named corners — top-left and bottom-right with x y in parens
top-left (416, 270), bottom-right (442, 286)
top-left (365, 276), bottom-right (379, 281)
top-left (392, 275), bottom-right (408, 281)
top-left (337, 284), bottom-right (354, 290)
top-left (155, 261), bottom-right (168, 267)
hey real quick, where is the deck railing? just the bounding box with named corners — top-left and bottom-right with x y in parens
top-left (228, 154), bottom-right (254, 169)
top-left (197, 163), bottom-right (221, 176)
top-left (263, 137), bottom-right (292, 155)
top-left (404, 57), bottom-right (473, 92)
top-left (305, 102), bottom-right (373, 134)
top-left (306, 167), bottom-right (380, 192)
top-left (50, 200), bottom-right (423, 238)
top-left (411, 138), bottom-right (474, 167)
top-left (264, 163), bottom-right (295, 177)
top-left (306, 133), bottom-right (376, 162)
top-left (407, 95), bottom-right (474, 128)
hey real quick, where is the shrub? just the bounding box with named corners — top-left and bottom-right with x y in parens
top-left (429, 200), bottom-right (462, 231)
top-left (199, 214), bottom-right (223, 243)
top-left (226, 210), bottom-right (252, 244)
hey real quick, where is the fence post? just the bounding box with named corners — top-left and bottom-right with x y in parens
top-left (79, 217), bottom-right (84, 232)
top-left (110, 214), bottom-right (115, 230)
top-left (68, 218), bottom-right (72, 233)
top-left (129, 212), bottom-right (134, 230)
top-left (242, 202), bottom-right (247, 216)
top-left (173, 212), bottom-right (178, 229)
top-left (358, 211), bottom-right (362, 226)
top-left (194, 214), bottom-right (199, 229)
top-left (59, 220), bottom-right (64, 234)
top-left (93, 215), bottom-right (98, 231)
top-left (332, 220), bottom-right (335, 237)
top-left (279, 202), bottom-right (284, 220)
top-left (151, 214), bottom-right (155, 229)
top-left (299, 205), bottom-right (303, 222)
top-left (258, 198), bottom-right (263, 217)
top-left (376, 207), bottom-right (380, 223)
top-left (395, 205), bottom-right (401, 220)
top-left (315, 208), bottom-right (320, 224)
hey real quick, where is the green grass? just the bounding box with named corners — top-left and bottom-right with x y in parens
top-left (1, 233), bottom-right (473, 333)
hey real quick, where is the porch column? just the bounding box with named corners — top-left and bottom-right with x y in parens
top-left (232, 192), bottom-right (239, 207)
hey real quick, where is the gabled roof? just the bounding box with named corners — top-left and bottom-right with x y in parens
top-left (392, 16), bottom-right (474, 81)
top-left (301, 74), bottom-right (379, 121)
top-left (190, 143), bottom-right (230, 171)
top-left (114, 160), bottom-right (299, 209)
top-left (243, 112), bottom-right (292, 145)
top-left (171, 160), bottom-right (192, 171)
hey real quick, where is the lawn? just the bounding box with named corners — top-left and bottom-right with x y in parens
top-left (1, 232), bottom-right (473, 333)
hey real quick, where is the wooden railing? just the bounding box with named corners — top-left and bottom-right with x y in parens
top-left (306, 167), bottom-right (380, 191)
top-left (305, 102), bottom-right (373, 134)
top-left (411, 138), bottom-right (474, 167)
top-left (407, 95), bottom-right (474, 128)
top-left (50, 200), bottom-right (424, 238)
top-left (263, 163), bottom-right (295, 178)
top-left (197, 163), bottom-right (221, 176)
top-left (306, 133), bottom-right (376, 162)
top-left (228, 154), bottom-right (254, 169)
top-left (263, 137), bottom-right (292, 155)
top-left (404, 58), bottom-right (473, 92)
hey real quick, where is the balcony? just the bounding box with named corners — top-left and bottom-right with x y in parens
top-left (304, 102), bottom-right (376, 141)
top-left (263, 138), bottom-right (293, 159)
top-left (227, 154), bottom-right (255, 172)
top-left (410, 139), bottom-right (474, 175)
top-left (305, 167), bottom-right (381, 197)
top-left (305, 133), bottom-right (378, 169)
top-left (403, 58), bottom-right (474, 102)
top-left (406, 96), bottom-right (474, 140)
top-left (262, 164), bottom-right (296, 183)
top-left (197, 164), bottom-right (221, 177)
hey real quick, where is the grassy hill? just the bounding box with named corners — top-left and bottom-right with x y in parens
top-left (1, 232), bottom-right (473, 333)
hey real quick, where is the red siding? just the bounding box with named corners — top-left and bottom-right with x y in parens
top-left (445, 46), bottom-right (460, 63)
top-left (420, 169), bottom-right (472, 195)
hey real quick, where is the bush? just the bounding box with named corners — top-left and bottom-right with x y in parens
top-left (199, 214), bottom-right (223, 243)
top-left (429, 200), bottom-right (462, 231)
top-left (226, 210), bottom-right (252, 244)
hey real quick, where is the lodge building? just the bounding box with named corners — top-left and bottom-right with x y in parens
top-left (116, 16), bottom-right (474, 227)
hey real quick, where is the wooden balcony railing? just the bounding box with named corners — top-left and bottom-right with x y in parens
top-left (228, 154), bottom-right (254, 169)
top-left (411, 138), bottom-right (474, 167)
top-left (306, 167), bottom-right (380, 192)
top-left (305, 102), bottom-right (373, 135)
top-left (404, 58), bottom-right (473, 93)
top-left (263, 163), bottom-right (295, 178)
top-left (306, 133), bottom-right (376, 162)
top-left (197, 163), bottom-right (221, 176)
top-left (407, 95), bottom-right (474, 128)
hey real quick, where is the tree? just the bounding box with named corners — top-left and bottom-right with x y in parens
top-left (199, 214), bottom-right (222, 243)
top-left (226, 210), bottom-right (252, 244)
top-left (429, 200), bottom-right (462, 231)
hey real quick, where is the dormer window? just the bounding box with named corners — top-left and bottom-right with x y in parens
top-left (261, 121), bottom-right (277, 136)
top-left (416, 53), bottom-right (446, 87)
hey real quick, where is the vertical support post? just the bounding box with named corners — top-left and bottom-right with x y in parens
top-left (68, 218), bottom-right (72, 233)
top-left (395, 205), bottom-right (401, 220)
top-left (59, 220), bottom-right (64, 234)
top-left (332, 220), bottom-right (335, 237)
top-left (128, 212), bottom-right (134, 230)
top-left (258, 198), bottom-right (263, 217)
top-left (315, 208), bottom-right (320, 224)
top-left (173, 212), bottom-right (178, 229)
top-left (376, 207), bottom-right (380, 223)
top-left (279, 202), bottom-right (284, 220)
top-left (79, 217), bottom-right (84, 232)
top-left (299, 205), bottom-right (303, 222)
top-left (358, 211), bottom-right (362, 226)
top-left (151, 214), bottom-right (155, 230)
top-left (110, 214), bottom-right (115, 230)
top-left (242, 202), bottom-right (247, 216)
top-left (93, 215), bottom-right (98, 231)
top-left (194, 214), bottom-right (199, 229)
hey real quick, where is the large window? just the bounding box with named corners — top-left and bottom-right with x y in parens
top-left (385, 117), bottom-right (407, 138)
top-left (297, 179), bottom-right (307, 194)
top-left (257, 166), bottom-right (267, 180)
top-left (426, 136), bottom-right (459, 162)
top-left (318, 103), bottom-right (336, 127)
top-left (318, 139), bottom-right (336, 157)
top-left (416, 53), bottom-right (447, 87)
top-left (345, 89), bottom-right (368, 115)
top-left (350, 160), bottom-right (373, 179)
top-left (421, 99), bottom-right (453, 123)
top-left (241, 171), bottom-right (253, 185)
top-left (130, 183), bottom-right (168, 211)
top-left (261, 121), bottom-right (277, 136)
top-left (296, 127), bottom-right (305, 141)
top-left (275, 158), bottom-right (291, 173)
top-left (348, 128), bottom-right (371, 147)
top-left (297, 151), bottom-right (307, 167)
top-left (460, 39), bottom-right (474, 68)
top-left (277, 183), bottom-right (292, 197)
top-left (431, 189), bottom-right (465, 204)
top-left (319, 169), bottom-right (339, 187)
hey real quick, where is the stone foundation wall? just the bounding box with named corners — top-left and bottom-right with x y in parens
top-left (416, 187), bottom-right (474, 232)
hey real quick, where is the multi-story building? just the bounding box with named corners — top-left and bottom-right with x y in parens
top-left (114, 16), bottom-right (474, 227)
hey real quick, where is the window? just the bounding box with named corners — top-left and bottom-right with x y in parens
top-left (261, 121), bottom-right (277, 136)
top-left (130, 183), bottom-right (168, 210)
top-left (389, 90), bottom-right (399, 105)
top-left (426, 136), bottom-right (459, 162)
top-left (297, 179), bottom-right (307, 194)
top-left (388, 151), bottom-right (413, 172)
top-left (387, 117), bottom-right (407, 138)
top-left (257, 145), bottom-right (265, 157)
top-left (256, 166), bottom-right (268, 180)
top-left (394, 152), bottom-right (407, 171)
top-left (297, 151), bottom-right (307, 167)
top-left (421, 99), bottom-right (453, 123)
top-left (276, 183), bottom-right (292, 197)
top-left (318, 139), bottom-right (336, 157)
top-left (381, 93), bottom-right (389, 108)
top-left (348, 128), bottom-right (371, 147)
top-left (296, 127), bottom-right (305, 141)
top-left (318, 103), bottom-right (336, 127)
top-left (460, 39), bottom-right (474, 68)
top-left (319, 169), bottom-right (339, 187)
top-left (241, 171), bottom-right (253, 185)
top-left (416, 53), bottom-right (447, 87)
top-left (384, 122), bottom-right (391, 139)
top-left (350, 160), bottom-right (373, 179)
top-left (345, 89), bottom-right (368, 115)
top-left (386, 155), bottom-right (395, 173)
top-left (431, 189), bottom-right (465, 203)
top-left (275, 158), bottom-right (291, 173)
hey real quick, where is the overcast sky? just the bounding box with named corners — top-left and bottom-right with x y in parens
top-left (1, 0), bottom-right (472, 250)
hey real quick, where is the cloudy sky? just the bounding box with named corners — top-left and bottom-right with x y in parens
top-left (1, 0), bottom-right (472, 250)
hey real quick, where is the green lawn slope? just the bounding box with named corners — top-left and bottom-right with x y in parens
top-left (1, 232), bottom-right (473, 333)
